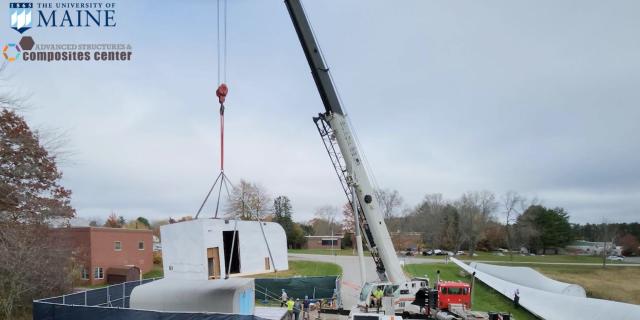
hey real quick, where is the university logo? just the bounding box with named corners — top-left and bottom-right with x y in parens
top-left (10, 3), bottom-right (33, 34)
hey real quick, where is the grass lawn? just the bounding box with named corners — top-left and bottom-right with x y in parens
top-left (253, 260), bottom-right (342, 278)
top-left (143, 264), bottom-right (164, 279)
top-left (144, 261), bottom-right (342, 279)
top-left (288, 248), bottom-right (363, 256)
top-left (416, 251), bottom-right (628, 264)
top-left (505, 264), bottom-right (640, 305)
top-left (404, 263), bottom-right (539, 320)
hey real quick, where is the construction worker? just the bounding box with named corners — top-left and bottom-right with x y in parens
top-left (302, 296), bottom-right (310, 320)
top-left (293, 298), bottom-right (302, 320)
top-left (514, 289), bottom-right (520, 309)
top-left (372, 287), bottom-right (384, 310)
top-left (281, 289), bottom-right (288, 307)
top-left (286, 297), bottom-right (295, 320)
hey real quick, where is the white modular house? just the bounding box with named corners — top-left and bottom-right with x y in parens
top-left (161, 219), bottom-right (288, 280)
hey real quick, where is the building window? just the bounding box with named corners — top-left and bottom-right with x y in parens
top-left (138, 241), bottom-right (144, 250)
top-left (81, 268), bottom-right (89, 280)
top-left (321, 239), bottom-right (338, 246)
top-left (114, 241), bottom-right (122, 251)
top-left (94, 267), bottom-right (104, 279)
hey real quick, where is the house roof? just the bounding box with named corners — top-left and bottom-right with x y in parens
top-left (64, 226), bottom-right (153, 234)
top-left (305, 235), bottom-right (342, 239)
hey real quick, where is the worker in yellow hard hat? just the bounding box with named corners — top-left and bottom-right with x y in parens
top-left (286, 297), bottom-right (295, 320)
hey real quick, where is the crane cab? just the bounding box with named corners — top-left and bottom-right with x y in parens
top-left (436, 281), bottom-right (471, 310)
top-left (356, 279), bottom-right (429, 315)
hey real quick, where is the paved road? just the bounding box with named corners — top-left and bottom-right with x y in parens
top-left (289, 253), bottom-right (640, 310)
top-left (289, 254), bottom-right (378, 309)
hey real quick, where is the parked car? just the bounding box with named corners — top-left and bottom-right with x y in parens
top-left (456, 250), bottom-right (465, 255)
top-left (607, 255), bottom-right (625, 261)
top-left (422, 249), bottom-right (433, 256)
top-left (404, 248), bottom-right (416, 256)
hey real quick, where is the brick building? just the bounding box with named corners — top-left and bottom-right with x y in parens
top-left (58, 227), bottom-right (154, 285)
top-left (304, 235), bottom-right (342, 249)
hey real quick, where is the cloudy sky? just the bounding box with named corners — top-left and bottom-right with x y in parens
top-left (2, 0), bottom-right (639, 224)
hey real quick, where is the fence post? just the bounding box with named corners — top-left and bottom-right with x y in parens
top-left (313, 287), bottom-right (316, 299)
top-left (122, 282), bottom-right (125, 308)
top-left (85, 290), bottom-right (88, 306)
top-left (62, 294), bottom-right (66, 305)
top-left (264, 287), bottom-right (268, 304)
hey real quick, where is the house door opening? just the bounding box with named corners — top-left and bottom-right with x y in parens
top-left (223, 230), bottom-right (240, 274)
top-left (207, 247), bottom-right (221, 279)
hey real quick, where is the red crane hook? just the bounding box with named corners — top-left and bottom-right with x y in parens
top-left (216, 83), bottom-right (229, 104)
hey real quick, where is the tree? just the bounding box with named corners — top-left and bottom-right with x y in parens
top-left (342, 202), bottom-right (355, 233)
top-left (0, 109), bottom-right (74, 223)
top-left (136, 217), bottom-right (150, 228)
top-left (227, 179), bottom-right (271, 220)
top-left (104, 212), bottom-right (120, 228)
top-left (517, 205), bottom-right (572, 253)
top-left (501, 191), bottom-right (525, 260)
top-left (620, 234), bottom-right (639, 256)
top-left (288, 223), bottom-right (306, 249)
top-left (117, 216), bottom-right (126, 226)
top-left (456, 191), bottom-right (496, 256)
top-left (150, 219), bottom-right (170, 238)
top-left (0, 108), bottom-right (76, 318)
top-left (125, 220), bottom-right (149, 230)
top-left (375, 189), bottom-right (403, 219)
top-left (311, 206), bottom-right (341, 236)
top-left (271, 196), bottom-right (305, 248)
top-left (273, 196), bottom-right (292, 220)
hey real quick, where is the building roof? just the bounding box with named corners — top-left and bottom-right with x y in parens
top-left (305, 235), bottom-right (342, 239)
top-left (63, 226), bottom-right (153, 234)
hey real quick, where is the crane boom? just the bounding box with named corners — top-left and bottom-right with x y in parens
top-left (285, 0), bottom-right (406, 285)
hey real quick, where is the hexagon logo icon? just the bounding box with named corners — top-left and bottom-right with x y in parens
top-left (3, 43), bottom-right (22, 62)
top-left (19, 36), bottom-right (34, 50)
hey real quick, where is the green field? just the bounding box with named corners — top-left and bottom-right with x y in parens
top-left (405, 251), bottom-right (628, 265)
top-left (503, 263), bottom-right (640, 305)
top-left (404, 263), bottom-right (539, 320)
top-left (289, 248), bottom-right (628, 265)
top-left (143, 264), bottom-right (164, 279)
top-left (144, 260), bottom-right (342, 279)
top-left (288, 248), bottom-right (362, 256)
top-left (254, 260), bottom-right (342, 278)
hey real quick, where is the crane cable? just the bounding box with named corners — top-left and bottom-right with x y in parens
top-left (216, 0), bottom-right (228, 172)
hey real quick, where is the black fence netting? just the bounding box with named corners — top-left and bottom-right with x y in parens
top-left (33, 304), bottom-right (269, 320)
top-left (33, 277), bottom-right (337, 320)
top-left (254, 276), bottom-right (338, 302)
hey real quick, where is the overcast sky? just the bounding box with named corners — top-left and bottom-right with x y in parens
top-left (2, 0), bottom-right (639, 224)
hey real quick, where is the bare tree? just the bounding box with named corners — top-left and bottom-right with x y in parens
top-left (502, 191), bottom-right (525, 260)
top-left (226, 179), bottom-right (271, 220)
top-left (375, 189), bottom-right (403, 219)
top-left (342, 202), bottom-right (355, 233)
top-left (456, 191), bottom-right (497, 256)
top-left (312, 206), bottom-right (340, 236)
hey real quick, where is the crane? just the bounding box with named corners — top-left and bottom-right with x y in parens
top-left (284, 0), bottom-right (428, 317)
